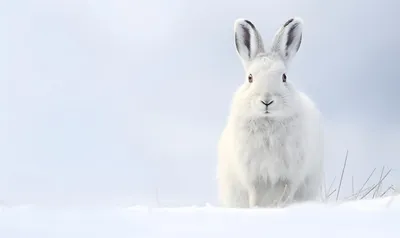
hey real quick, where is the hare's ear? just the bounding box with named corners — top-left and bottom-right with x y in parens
top-left (234, 19), bottom-right (265, 64)
top-left (271, 17), bottom-right (303, 65)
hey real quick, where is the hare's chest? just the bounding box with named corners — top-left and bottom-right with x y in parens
top-left (233, 126), bottom-right (303, 183)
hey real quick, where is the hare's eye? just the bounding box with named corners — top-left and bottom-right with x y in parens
top-left (248, 74), bottom-right (253, 83)
top-left (282, 73), bottom-right (287, 83)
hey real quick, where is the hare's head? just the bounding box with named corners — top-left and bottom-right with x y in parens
top-left (233, 17), bottom-right (303, 119)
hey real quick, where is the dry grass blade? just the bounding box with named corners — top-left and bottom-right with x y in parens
top-left (326, 176), bottom-right (336, 198)
top-left (355, 168), bottom-right (376, 199)
top-left (360, 169), bottom-right (392, 199)
top-left (360, 184), bottom-right (380, 199)
top-left (380, 185), bottom-right (395, 197)
top-left (345, 184), bottom-right (376, 200)
top-left (327, 189), bottom-right (337, 199)
top-left (336, 150), bottom-right (348, 201)
top-left (277, 184), bottom-right (288, 207)
top-left (373, 166), bottom-right (385, 198)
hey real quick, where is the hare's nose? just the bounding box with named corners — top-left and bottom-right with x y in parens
top-left (261, 100), bottom-right (274, 107)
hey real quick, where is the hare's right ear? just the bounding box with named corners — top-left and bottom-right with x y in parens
top-left (234, 19), bottom-right (265, 64)
top-left (270, 17), bottom-right (303, 65)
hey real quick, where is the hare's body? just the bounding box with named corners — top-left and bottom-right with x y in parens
top-left (217, 18), bottom-right (324, 208)
top-left (218, 91), bottom-right (323, 207)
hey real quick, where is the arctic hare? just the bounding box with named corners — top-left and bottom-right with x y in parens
top-left (217, 17), bottom-right (324, 208)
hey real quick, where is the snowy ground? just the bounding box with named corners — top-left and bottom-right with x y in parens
top-left (1, 196), bottom-right (399, 238)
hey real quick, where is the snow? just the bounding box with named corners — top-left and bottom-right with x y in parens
top-left (1, 196), bottom-right (399, 237)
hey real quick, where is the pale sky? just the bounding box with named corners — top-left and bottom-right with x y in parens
top-left (1, 0), bottom-right (399, 207)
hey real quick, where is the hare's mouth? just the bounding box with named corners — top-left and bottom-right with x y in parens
top-left (261, 100), bottom-right (274, 113)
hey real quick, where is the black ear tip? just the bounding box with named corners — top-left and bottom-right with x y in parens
top-left (283, 18), bottom-right (294, 27)
top-left (283, 17), bottom-right (304, 28)
top-left (244, 20), bottom-right (256, 30)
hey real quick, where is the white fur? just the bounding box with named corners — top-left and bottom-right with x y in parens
top-left (217, 17), bottom-right (324, 208)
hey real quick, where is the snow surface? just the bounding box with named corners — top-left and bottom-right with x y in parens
top-left (1, 196), bottom-right (399, 238)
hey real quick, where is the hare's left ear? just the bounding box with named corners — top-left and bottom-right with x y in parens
top-left (270, 17), bottom-right (303, 65)
top-left (234, 19), bottom-right (265, 64)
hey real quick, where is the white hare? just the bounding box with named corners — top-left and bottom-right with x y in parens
top-left (217, 17), bottom-right (324, 208)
